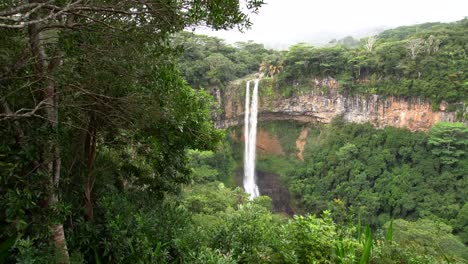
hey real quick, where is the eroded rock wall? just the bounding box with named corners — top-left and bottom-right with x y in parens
top-left (217, 87), bottom-right (457, 131)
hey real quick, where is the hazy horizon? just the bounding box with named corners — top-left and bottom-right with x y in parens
top-left (196, 0), bottom-right (467, 49)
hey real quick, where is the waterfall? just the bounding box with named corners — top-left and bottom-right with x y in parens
top-left (244, 79), bottom-right (260, 199)
top-left (244, 81), bottom-right (251, 194)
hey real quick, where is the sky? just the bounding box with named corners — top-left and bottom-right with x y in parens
top-left (196, 0), bottom-right (468, 49)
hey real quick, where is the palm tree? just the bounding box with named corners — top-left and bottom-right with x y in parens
top-left (269, 60), bottom-right (284, 77)
top-left (259, 61), bottom-right (271, 76)
top-left (259, 60), bottom-right (284, 77)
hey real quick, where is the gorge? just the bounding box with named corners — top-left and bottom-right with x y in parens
top-left (216, 77), bottom-right (465, 216)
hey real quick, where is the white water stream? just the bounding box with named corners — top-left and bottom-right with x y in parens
top-left (244, 79), bottom-right (260, 199)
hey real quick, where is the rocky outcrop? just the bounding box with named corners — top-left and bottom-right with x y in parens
top-left (296, 127), bottom-right (309, 161)
top-left (255, 129), bottom-right (284, 155)
top-left (216, 87), bottom-right (458, 131)
top-left (231, 128), bottom-right (285, 155)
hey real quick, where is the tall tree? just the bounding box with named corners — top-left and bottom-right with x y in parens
top-left (0, 0), bottom-right (264, 261)
top-left (365, 35), bottom-right (377, 52)
top-left (428, 122), bottom-right (467, 165)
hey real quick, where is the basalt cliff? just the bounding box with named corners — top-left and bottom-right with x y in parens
top-left (214, 79), bottom-right (460, 132)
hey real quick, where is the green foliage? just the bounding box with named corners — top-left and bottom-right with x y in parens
top-left (0, 236), bottom-right (16, 264)
top-left (389, 219), bottom-right (468, 262)
top-left (256, 155), bottom-right (299, 180)
top-left (453, 203), bottom-right (468, 244)
top-left (359, 226), bottom-right (373, 264)
top-left (212, 203), bottom-right (282, 263)
top-left (329, 36), bottom-right (361, 48)
top-left (258, 121), bottom-right (305, 156)
top-left (175, 33), bottom-right (273, 90)
top-left (281, 119), bottom-right (467, 233)
top-left (1, 1), bottom-right (466, 262)
top-left (281, 211), bottom-right (339, 263)
top-left (175, 23), bottom-right (456, 110)
top-left (175, 195), bottom-right (283, 263)
top-left (428, 122), bottom-right (467, 165)
top-left (187, 141), bottom-right (238, 186)
top-left (385, 220), bottom-right (393, 242)
top-left (189, 150), bottom-right (221, 183)
top-left (0, 0), bottom-right (264, 262)
top-left (180, 145), bottom-right (435, 263)
top-left (67, 190), bottom-right (193, 263)
top-left (273, 19), bottom-right (468, 103)
top-left (0, 144), bottom-right (54, 258)
top-left (180, 182), bottom-right (247, 215)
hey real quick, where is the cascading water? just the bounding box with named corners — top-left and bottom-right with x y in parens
top-left (244, 81), bottom-right (251, 194)
top-left (244, 79), bottom-right (260, 199)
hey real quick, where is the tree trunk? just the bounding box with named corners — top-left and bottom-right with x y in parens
top-left (84, 120), bottom-right (97, 221)
top-left (28, 4), bottom-right (70, 262)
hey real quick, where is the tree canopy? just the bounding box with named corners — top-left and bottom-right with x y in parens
top-left (0, 0), bottom-right (263, 262)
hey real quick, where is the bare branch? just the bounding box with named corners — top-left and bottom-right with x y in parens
top-left (0, 9), bottom-right (58, 28)
top-left (0, 3), bottom-right (42, 17)
top-left (365, 35), bottom-right (377, 53)
top-left (0, 0), bottom-right (82, 28)
top-left (70, 5), bottom-right (150, 15)
top-left (0, 99), bottom-right (47, 121)
top-left (67, 11), bottom-right (124, 31)
top-left (406, 38), bottom-right (425, 60)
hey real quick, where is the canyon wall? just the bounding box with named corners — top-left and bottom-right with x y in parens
top-left (216, 85), bottom-right (458, 132)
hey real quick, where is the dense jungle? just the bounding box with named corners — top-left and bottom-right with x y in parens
top-left (0, 1), bottom-right (467, 263)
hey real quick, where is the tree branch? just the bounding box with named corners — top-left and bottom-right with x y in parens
top-left (0, 99), bottom-right (48, 121)
top-left (0, 3), bottom-right (43, 17)
top-left (0, 0), bottom-right (81, 28)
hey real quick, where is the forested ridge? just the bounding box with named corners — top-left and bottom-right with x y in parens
top-left (0, 1), bottom-right (467, 263)
top-left (178, 19), bottom-right (467, 111)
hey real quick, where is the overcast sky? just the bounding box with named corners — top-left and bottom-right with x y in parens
top-left (196, 0), bottom-right (468, 49)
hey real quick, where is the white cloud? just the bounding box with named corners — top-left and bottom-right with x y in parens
top-left (197, 0), bottom-right (467, 48)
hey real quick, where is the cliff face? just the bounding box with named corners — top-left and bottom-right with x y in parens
top-left (216, 87), bottom-right (457, 132)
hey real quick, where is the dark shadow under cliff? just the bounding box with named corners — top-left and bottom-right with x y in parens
top-left (236, 169), bottom-right (294, 216)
